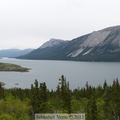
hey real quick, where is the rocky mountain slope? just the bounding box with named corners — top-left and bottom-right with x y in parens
top-left (18, 25), bottom-right (120, 61)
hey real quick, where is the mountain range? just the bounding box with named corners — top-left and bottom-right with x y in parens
top-left (0, 49), bottom-right (34, 58)
top-left (18, 25), bottom-right (120, 61)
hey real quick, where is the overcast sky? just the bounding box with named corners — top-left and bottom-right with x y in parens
top-left (0, 0), bottom-right (120, 49)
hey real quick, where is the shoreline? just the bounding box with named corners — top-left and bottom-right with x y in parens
top-left (0, 62), bottom-right (30, 72)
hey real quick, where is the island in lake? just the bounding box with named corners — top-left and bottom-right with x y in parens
top-left (0, 63), bottom-right (30, 72)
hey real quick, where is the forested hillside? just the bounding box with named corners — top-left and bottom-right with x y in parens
top-left (0, 75), bottom-right (120, 120)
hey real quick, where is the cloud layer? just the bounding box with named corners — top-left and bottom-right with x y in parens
top-left (0, 0), bottom-right (120, 49)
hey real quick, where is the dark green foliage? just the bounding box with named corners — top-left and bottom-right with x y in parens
top-left (0, 83), bottom-right (4, 99)
top-left (0, 76), bottom-right (120, 120)
top-left (58, 75), bottom-right (71, 113)
top-left (103, 79), bottom-right (120, 119)
top-left (89, 96), bottom-right (98, 120)
top-left (31, 80), bottom-right (48, 113)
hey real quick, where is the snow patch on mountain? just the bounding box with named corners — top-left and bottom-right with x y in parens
top-left (40, 39), bottom-right (65, 49)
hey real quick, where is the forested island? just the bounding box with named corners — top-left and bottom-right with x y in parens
top-left (0, 63), bottom-right (30, 72)
top-left (0, 75), bottom-right (120, 120)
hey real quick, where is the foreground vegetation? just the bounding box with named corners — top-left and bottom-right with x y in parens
top-left (0, 75), bottom-right (120, 120)
top-left (0, 63), bottom-right (30, 72)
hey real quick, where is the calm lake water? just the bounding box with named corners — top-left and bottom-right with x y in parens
top-left (0, 58), bottom-right (120, 90)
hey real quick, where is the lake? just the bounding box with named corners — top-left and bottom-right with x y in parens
top-left (0, 58), bottom-right (120, 90)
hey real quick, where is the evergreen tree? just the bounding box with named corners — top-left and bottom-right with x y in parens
top-left (87, 95), bottom-right (98, 120)
top-left (90, 96), bottom-right (98, 120)
top-left (31, 80), bottom-right (40, 113)
top-left (0, 83), bottom-right (4, 99)
top-left (39, 82), bottom-right (48, 113)
top-left (104, 79), bottom-right (120, 120)
top-left (59, 75), bottom-right (71, 113)
top-left (31, 80), bottom-right (48, 113)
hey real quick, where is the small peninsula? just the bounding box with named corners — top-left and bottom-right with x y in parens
top-left (0, 63), bottom-right (30, 72)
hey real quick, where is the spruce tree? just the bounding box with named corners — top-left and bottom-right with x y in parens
top-left (59, 75), bottom-right (71, 113)
top-left (0, 83), bottom-right (4, 99)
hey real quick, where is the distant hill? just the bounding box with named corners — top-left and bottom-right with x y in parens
top-left (18, 25), bottom-right (120, 61)
top-left (0, 49), bottom-right (34, 58)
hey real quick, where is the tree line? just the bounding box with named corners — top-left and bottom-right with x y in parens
top-left (0, 75), bottom-right (120, 120)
